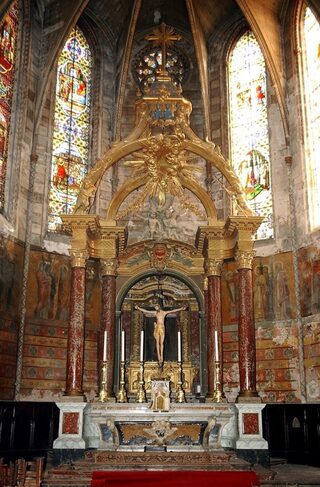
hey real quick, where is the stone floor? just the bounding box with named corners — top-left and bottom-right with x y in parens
top-left (257, 462), bottom-right (320, 486)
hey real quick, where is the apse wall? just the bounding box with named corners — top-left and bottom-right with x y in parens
top-left (0, 237), bottom-right (100, 399)
top-left (0, 233), bottom-right (319, 403)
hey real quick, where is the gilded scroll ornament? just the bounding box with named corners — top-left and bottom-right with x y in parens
top-left (100, 258), bottom-right (119, 276)
top-left (205, 258), bottom-right (224, 277)
top-left (70, 250), bottom-right (87, 268)
top-left (124, 134), bottom-right (201, 207)
top-left (235, 250), bottom-right (256, 270)
top-left (147, 243), bottom-right (172, 271)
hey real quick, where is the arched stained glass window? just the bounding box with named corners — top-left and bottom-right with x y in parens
top-left (228, 31), bottom-right (273, 240)
top-left (0, 1), bottom-right (19, 211)
top-left (302, 6), bottom-right (320, 230)
top-left (48, 26), bottom-right (92, 232)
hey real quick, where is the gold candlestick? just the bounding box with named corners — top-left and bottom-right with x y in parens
top-left (175, 361), bottom-right (186, 403)
top-left (117, 360), bottom-right (128, 403)
top-left (136, 361), bottom-right (147, 403)
top-left (99, 360), bottom-right (109, 402)
top-left (213, 360), bottom-right (222, 403)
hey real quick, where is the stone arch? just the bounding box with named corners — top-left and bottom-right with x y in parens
top-left (115, 268), bottom-right (207, 392)
top-left (116, 268), bottom-right (204, 312)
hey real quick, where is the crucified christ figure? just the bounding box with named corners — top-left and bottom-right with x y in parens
top-left (135, 304), bottom-right (186, 365)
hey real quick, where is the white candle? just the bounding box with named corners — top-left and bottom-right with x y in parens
top-left (177, 330), bottom-right (181, 362)
top-left (140, 330), bottom-right (144, 362)
top-left (214, 330), bottom-right (219, 360)
top-left (121, 330), bottom-right (125, 362)
top-left (103, 330), bottom-right (107, 362)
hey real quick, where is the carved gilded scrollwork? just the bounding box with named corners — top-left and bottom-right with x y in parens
top-left (100, 258), bottom-right (119, 276)
top-left (128, 361), bottom-right (194, 394)
top-left (72, 21), bottom-right (253, 223)
top-left (235, 250), bottom-right (256, 270)
top-left (70, 250), bottom-right (87, 268)
top-left (205, 258), bottom-right (223, 277)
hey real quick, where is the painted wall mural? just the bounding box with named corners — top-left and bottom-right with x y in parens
top-left (222, 251), bottom-right (299, 403)
top-left (0, 233), bottom-right (319, 403)
top-left (298, 244), bottom-right (320, 317)
top-left (0, 236), bottom-right (23, 399)
top-left (19, 250), bottom-right (101, 398)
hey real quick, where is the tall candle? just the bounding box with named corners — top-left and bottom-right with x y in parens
top-left (103, 330), bottom-right (107, 362)
top-left (177, 330), bottom-right (181, 362)
top-left (214, 330), bottom-right (219, 360)
top-left (140, 330), bottom-right (144, 362)
top-left (121, 330), bottom-right (125, 362)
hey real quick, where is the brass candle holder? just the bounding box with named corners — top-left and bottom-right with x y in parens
top-left (136, 361), bottom-right (147, 403)
top-left (99, 360), bottom-right (109, 402)
top-left (117, 360), bottom-right (128, 403)
top-left (175, 361), bottom-right (186, 403)
top-left (213, 360), bottom-right (222, 403)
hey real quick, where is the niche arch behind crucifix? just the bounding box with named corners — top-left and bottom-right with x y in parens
top-left (118, 273), bottom-right (202, 396)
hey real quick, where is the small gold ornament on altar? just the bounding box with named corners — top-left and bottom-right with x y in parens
top-left (99, 331), bottom-right (110, 402)
top-left (99, 360), bottom-right (110, 402)
top-left (117, 330), bottom-right (128, 403)
top-left (213, 331), bottom-right (223, 403)
top-left (213, 361), bottom-right (222, 403)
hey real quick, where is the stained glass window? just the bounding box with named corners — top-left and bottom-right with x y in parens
top-left (302, 6), bottom-right (320, 230)
top-left (228, 31), bottom-right (273, 240)
top-left (133, 48), bottom-right (186, 90)
top-left (48, 27), bottom-right (92, 231)
top-left (0, 1), bottom-right (18, 211)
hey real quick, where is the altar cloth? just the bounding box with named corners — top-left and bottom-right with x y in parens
top-left (91, 470), bottom-right (260, 487)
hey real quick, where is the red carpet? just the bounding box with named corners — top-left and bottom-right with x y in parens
top-left (91, 470), bottom-right (260, 487)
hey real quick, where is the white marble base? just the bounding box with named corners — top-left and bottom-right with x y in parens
top-left (235, 403), bottom-right (268, 450)
top-left (53, 402), bottom-right (87, 449)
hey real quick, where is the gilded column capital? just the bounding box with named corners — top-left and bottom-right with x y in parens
top-left (70, 250), bottom-right (88, 267)
top-left (100, 258), bottom-right (119, 277)
top-left (205, 258), bottom-right (223, 277)
top-left (203, 276), bottom-right (208, 291)
top-left (235, 250), bottom-right (256, 270)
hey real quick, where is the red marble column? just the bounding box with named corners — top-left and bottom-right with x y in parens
top-left (206, 259), bottom-right (223, 398)
top-left (236, 251), bottom-right (259, 399)
top-left (100, 259), bottom-right (118, 397)
top-left (65, 253), bottom-right (86, 396)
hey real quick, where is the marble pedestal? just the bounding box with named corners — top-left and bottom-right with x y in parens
top-left (53, 402), bottom-right (87, 449)
top-left (235, 403), bottom-right (269, 465)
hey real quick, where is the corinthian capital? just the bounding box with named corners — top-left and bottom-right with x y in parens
top-left (235, 250), bottom-right (256, 270)
top-left (70, 250), bottom-right (88, 267)
top-left (205, 258), bottom-right (223, 277)
top-left (100, 258), bottom-right (118, 276)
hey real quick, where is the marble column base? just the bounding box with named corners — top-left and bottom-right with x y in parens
top-left (235, 403), bottom-right (268, 450)
top-left (53, 402), bottom-right (87, 449)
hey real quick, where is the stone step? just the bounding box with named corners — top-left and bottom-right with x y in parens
top-left (43, 450), bottom-right (253, 486)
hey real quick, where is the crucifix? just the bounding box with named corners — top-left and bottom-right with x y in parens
top-left (145, 22), bottom-right (181, 76)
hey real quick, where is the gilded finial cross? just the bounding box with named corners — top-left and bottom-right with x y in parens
top-left (145, 23), bottom-right (181, 75)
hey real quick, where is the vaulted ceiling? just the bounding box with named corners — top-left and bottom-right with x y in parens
top-left (1, 0), bottom-right (319, 141)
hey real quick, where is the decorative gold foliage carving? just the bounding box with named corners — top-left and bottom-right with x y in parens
top-left (123, 134), bottom-right (201, 207)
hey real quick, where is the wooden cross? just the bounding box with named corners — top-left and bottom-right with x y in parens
top-left (145, 23), bottom-right (181, 75)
